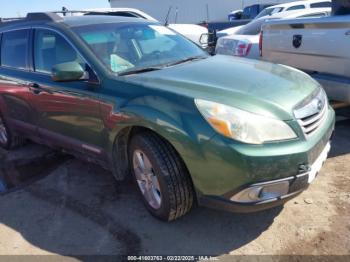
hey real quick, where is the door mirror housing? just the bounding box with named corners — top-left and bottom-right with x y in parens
top-left (51, 62), bottom-right (87, 82)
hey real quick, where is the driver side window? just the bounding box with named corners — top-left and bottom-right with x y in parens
top-left (34, 29), bottom-right (84, 73)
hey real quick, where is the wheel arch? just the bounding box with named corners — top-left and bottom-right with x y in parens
top-left (104, 98), bottom-right (215, 197)
top-left (110, 124), bottom-right (193, 183)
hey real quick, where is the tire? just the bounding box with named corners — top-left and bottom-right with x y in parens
top-left (0, 114), bottom-right (26, 150)
top-left (129, 132), bottom-right (194, 221)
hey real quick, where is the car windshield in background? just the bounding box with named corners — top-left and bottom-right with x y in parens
top-left (236, 18), bottom-right (277, 35)
top-left (255, 7), bottom-right (283, 19)
top-left (73, 23), bottom-right (207, 75)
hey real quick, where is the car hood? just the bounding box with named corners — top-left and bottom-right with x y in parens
top-left (168, 24), bottom-right (208, 46)
top-left (124, 55), bottom-right (321, 120)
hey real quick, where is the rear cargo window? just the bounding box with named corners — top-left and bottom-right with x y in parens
top-left (1, 29), bottom-right (29, 70)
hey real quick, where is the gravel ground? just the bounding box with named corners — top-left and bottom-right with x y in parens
top-left (0, 108), bottom-right (349, 261)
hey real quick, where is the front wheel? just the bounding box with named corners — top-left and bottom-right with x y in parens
top-left (129, 132), bottom-right (194, 221)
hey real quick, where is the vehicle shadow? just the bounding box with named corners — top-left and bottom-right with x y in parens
top-left (0, 144), bottom-right (283, 257)
top-left (329, 107), bottom-right (350, 158)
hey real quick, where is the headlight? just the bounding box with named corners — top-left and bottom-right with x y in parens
top-left (195, 99), bottom-right (297, 144)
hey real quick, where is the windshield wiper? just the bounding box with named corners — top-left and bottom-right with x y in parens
top-left (118, 56), bottom-right (207, 76)
top-left (118, 66), bottom-right (163, 76)
top-left (166, 56), bottom-right (207, 67)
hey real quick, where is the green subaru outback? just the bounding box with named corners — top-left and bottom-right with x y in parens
top-left (0, 13), bottom-right (335, 221)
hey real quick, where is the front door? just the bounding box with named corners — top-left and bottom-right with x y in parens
top-left (28, 28), bottom-right (105, 159)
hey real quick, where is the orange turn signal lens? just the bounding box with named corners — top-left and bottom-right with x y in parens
top-left (208, 117), bottom-right (232, 138)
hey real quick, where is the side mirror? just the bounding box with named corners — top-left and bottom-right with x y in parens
top-left (52, 62), bottom-right (87, 82)
top-left (199, 33), bottom-right (209, 45)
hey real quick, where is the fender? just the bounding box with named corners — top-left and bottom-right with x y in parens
top-left (102, 95), bottom-right (216, 186)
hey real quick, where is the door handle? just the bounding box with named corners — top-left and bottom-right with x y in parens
top-left (29, 83), bottom-right (42, 95)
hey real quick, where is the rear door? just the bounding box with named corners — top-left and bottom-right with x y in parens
top-left (27, 28), bottom-right (106, 159)
top-left (0, 28), bottom-right (39, 139)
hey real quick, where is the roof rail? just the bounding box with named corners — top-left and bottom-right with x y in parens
top-left (53, 10), bottom-right (90, 16)
top-left (26, 12), bottom-right (63, 22)
top-left (0, 17), bottom-right (23, 23)
top-left (0, 12), bottom-right (63, 25)
top-left (51, 6), bottom-right (89, 16)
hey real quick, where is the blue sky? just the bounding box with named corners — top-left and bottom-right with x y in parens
top-left (0, 0), bottom-right (110, 18)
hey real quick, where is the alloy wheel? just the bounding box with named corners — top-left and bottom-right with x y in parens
top-left (133, 149), bottom-right (162, 209)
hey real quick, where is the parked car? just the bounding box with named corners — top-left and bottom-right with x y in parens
top-left (62, 7), bottom-right (158, 21)
top-left (241, 3), bottom-right (277, 19)
top-left (216, 25), bottom-right (244, 38)
top-left (56, 8), bottom-right (208, 48)
top-left (216, 8), bottom-right (331, 59)
top-left (261, 2), bottom-right (350, 102)
top-left (0, 13), bottom-right (335, 221)
top-left (255, 0), bottom-right (331, 19)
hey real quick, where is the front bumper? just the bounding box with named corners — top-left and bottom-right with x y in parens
top-left (191, 107), bottom-right (335, 213)
top-left (199, 190), bottom-right (303, 213)
top-left (198, 161), bottom-right (317, 213)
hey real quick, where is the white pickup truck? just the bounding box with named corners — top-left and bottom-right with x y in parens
top-left (261, 3), bottom-right (350, 102)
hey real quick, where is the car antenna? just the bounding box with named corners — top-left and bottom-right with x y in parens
top-left (62, 6), bottom-right (68, 16)
top-left (164, 6), bottom-right (172, 26)
top-left (174, 7), bottom-right (178, 24)
top-left (206, 3), bottom-right (210, 22)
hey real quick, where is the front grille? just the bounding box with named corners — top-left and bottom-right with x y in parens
top-left (294, 89), bottom-right (328, 136)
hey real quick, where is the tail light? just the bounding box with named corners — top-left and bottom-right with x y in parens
top-left (259, 31), bottom-right (263, 57)
top-left (216, 38), bottom-right (252, 57)
top-left (234, 40), bottom-right (252, 57)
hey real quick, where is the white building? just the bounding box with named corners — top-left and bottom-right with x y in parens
top-left (109, 0), bottom-right (294, 23)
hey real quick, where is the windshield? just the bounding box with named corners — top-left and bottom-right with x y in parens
top-left (255, 7), bottom-right (283, 19)
top-left (73, 23), bottom-right (207, 74)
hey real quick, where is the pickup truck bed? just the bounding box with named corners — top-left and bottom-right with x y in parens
top-left (261, 15), bottom-right (350, 102)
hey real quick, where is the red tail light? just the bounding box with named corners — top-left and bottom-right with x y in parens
top-left (259, 31), bottom-right (263, 57)
top-left (234, 41), bottom-right (252, 57)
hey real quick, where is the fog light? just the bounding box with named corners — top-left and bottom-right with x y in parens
top-left (230, 181), bottom-right (290, 203)
top-left (259, 182), bottom-right (289, 200)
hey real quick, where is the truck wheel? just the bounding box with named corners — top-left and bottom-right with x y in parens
top-left (0, 114), bottom-right (25, 150)
top-left (129, 132), bottom-right (194, 221)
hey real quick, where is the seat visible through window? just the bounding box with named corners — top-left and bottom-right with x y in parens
top-left (34, 29), bottom-right (84, 73)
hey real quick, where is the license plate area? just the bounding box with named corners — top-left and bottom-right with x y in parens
top-left (308, 142), bottom-right (330, 183)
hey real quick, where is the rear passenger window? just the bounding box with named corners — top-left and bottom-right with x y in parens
top-left (1, 29), bottom-right (29, 69)
top-left (311, 2), bottom-right (331, 8)
top-left (34, 29), bottom-right (84, 73)
top-left (286, 5), bottom-right (306, 11)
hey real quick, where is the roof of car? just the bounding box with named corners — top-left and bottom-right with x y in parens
top-left (62, 15), bottom-right (150, 27)
top-left (262, 7), bottom-right (330, 19)
top-left (267, 0), bottom-right (330, 9)
top-left (0, 13), bottom-right (153, 30)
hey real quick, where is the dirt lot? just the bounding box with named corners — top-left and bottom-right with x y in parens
top-left (0, 108), bottom-right (349, 261)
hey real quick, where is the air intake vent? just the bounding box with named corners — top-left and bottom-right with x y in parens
top-left (294, 89), bottom-right (328, 136)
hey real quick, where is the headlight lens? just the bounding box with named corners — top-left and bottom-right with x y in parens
top-left (195, 99), bottom-right (297, 144)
